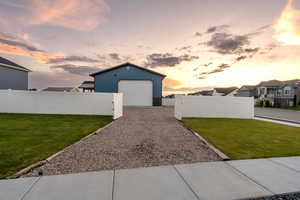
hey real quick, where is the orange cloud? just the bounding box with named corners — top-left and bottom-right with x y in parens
top-left (0, 31), bottom-right (101, 65)
top-left (0, 43), bottom-right (31, 56)
top-left (163, 78), bottom-right (183, 88)
top-left (0, 41), bottom-right (64, 64)
top-left (274, 0), bottom-right (300, 45)
top-left (28, 0), bottom-right (109, 31)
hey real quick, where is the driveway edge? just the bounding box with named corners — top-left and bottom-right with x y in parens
top-left (178, 120), bottom-right (230, 161)
top-left (7, 120), bottom-right (116, 179)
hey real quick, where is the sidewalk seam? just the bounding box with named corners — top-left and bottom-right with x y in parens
top-left (268, 158), bottom-right (300, 173)
top-left (225, 162), bottom-right (275, 195)
top-left (112, 170), bottom-right (116, 200)
top-left (20, 176), bottom-right (41, 200)
top-left (172, 165), bottom-right (201, 200)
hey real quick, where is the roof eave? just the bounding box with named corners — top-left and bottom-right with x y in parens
top-left (0, 63), bottom-right (31, 72)
top-left (90, 62), bottom-right (166, 78)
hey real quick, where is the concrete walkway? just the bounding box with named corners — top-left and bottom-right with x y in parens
top-left (2, 157), bottom-right (300, 200)
top-left (255, 107), bottom-right (300, 124)
top-left (254, 117), bottom-right (300, 127)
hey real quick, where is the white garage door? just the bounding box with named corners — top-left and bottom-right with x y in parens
top-left (118, 80), bottom-right (153, 106)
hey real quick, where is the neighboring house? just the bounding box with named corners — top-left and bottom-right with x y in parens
top-left (164, 94), bottom-right (175, 98)
top-left (0, 56), bottom-right (31, 90)
top-left (189, 87), bottom-right (238, 96)
top-left (235, 85), bottom-right (258, 97)
top-left (189, 90), bottom-right (212, 96)
top-left (214, 87), bottom-right (238, 96)
top-left (79, 81), bottom-right (94, 92)
top-left (257, 79), bottom-right (300, 107)
top-left (43, 87), bottom-right (80, 92)
top-left (90, 62), bottom-right (166, 106)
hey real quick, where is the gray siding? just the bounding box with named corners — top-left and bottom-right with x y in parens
top-left (0, 66), bottom-right (28, 90)
top-left (235, 91), bottom-right (251, 97)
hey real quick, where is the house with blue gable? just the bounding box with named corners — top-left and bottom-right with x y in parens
top-left (89, 63), bottom-right (166, 106)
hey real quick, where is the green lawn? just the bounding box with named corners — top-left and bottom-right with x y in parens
top-left (182, 118), bottom-right (300, 160)
top-left (0, 113), bottom-right (112, 179)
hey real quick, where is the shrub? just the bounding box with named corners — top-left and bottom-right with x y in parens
top-left (265, 100), bottom-right (271, 107)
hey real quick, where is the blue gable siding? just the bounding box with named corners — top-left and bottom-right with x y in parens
top-left (93, 64), bottom-right (164, 105)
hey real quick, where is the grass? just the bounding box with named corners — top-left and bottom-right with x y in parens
top-left (0, 113), bottom-right (112, 179)
top-left (182, 118), bottom-right (300, 160)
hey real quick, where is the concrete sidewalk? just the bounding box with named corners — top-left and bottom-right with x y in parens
top-left (255, 107), bottom-right (300, 124)
top-left (2, 157), bottom-right (300, 200)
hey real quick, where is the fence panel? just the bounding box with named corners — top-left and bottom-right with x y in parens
top-left (0, 90), bottom-right (123, 119)
top-left (175, 95), bottom-right (254, 120)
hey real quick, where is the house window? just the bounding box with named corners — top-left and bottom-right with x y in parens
top-left (284, 89), bottom-right (290, 95)
top-left (277, 90), bottom-right (282, 96)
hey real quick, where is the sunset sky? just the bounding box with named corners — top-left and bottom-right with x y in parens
top-left (0, 0), bottom-right (300, 94)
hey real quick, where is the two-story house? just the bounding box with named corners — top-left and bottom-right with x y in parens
top-left (257, 80), bottom-right (300, 107)
top-left (235, 85), bottom-right (258, 98)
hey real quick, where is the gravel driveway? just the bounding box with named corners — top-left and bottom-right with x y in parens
top-left (255, 107), bottom-right (300, 123)
top-left (24, 107), bottom-right (221, 177)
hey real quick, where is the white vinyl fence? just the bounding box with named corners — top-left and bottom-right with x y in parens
top-left (0, 90), bottom-right (123, 119)
top-left (175, 95), bottom-right (254, 120)
top-left (162, 98), bottom-right (175, 106)
top-left (113, 93), bottom-right (123, 119)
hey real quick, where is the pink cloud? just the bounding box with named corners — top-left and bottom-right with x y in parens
top-left (28, 0), bottom-right (110, 31)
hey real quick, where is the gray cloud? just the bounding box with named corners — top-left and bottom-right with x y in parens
top-left (109, 53), bottom-right (121, 60)
top-left (193, 62), bottom-right (213, 72)
top-left (198, 63), bottom-right (230, 78)
top-left (201, 24), bottom-right (273, 56)
top-left (0, 32), bottom-right (43, 52)
top-left (0, 38), bottom-right (43, 52)
top-left (203, 62), bottom-right (213, 67)
top-left (194, 24), bottom-right (230, 38)
top-left (193, 24), bottom-right (275, 79)
top-left (244, 47), bottom-right (260, 54)
top-left (233, 47), bottom-right (262, 62)
top-left (0, 32), bottom-right (17, 40)
top-left (177, 45), bottom-right (192, 51)
top-left (47, 56), bottom-right (100, 64)
top-left (206, 24), bottom-right (230, 34)
top-left (206, 32), bottom-right (250, 54)
top-left (195, 32), bottom-right (202, 37)
top-left (145, 53), bottom-right (199, 68)
top-left (235, 55), bottom-right (247, 62)
top-left (51, 64), bottom-right (100, 75)
top-left (97, 53), bottom-right (135, 63)
top-left (197, 76), bottom-right (207, 80)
